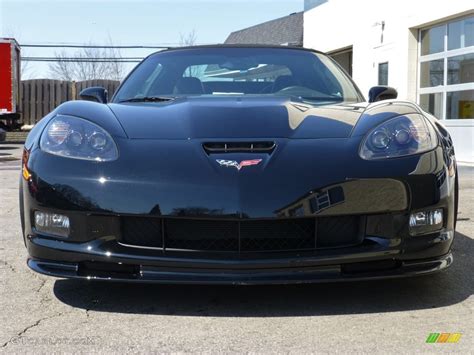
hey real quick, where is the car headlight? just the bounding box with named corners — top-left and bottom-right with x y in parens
top-left (40, 115), bottom-right (118, 161)
top-left (359, 114), bottom-right (438, 160)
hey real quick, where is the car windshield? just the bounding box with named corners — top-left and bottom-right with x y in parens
top-left (113, 47), bottom-right (363, 104)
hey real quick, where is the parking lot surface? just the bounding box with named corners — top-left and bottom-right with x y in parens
top-left (1, 143), bottom-right (472, 353)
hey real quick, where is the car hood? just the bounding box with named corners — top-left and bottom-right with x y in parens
top-left (108, 96), bottom-right (367, 139)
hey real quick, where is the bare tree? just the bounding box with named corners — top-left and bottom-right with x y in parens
top-left (48, 50), bottom-right (74, 81)
top-left (48, 38), bottom-right (124, 81)
top-left (180, 30), bottom-right (201, 77)
top-left (179, 29), bottom-right (197, 47)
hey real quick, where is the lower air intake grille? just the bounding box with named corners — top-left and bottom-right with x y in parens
top-left (121, 217), bottom-right (163, 248)
top-left (120, 216), bottom-right (364, 253)
top-left (317, 216), bottom-right (361, 247)
top-left (240, 219), bottom-right (315, 251)
top-left (166, 219), bottom-right (239, 251)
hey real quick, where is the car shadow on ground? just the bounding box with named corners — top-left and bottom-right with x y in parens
top-left (53, 231), bottom-right (473, 317)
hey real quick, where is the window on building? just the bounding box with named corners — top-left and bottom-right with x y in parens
top-left (448, 17), bottom-right (474, 50)
top-left (378, 62), bottom-right (388, 85)
top-left (418, 15), bottom-right (474, 120)
top-left (420, 25), bottom-right (445, 55)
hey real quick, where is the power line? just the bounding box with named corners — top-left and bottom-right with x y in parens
top-left (22, 57), bottom-right (142, 63)
top-left (20, 44), bottom-right (173, 49)
top-left (21, 60), bottom-right (140, 63)
top-left (23, 57), bottom-right (144, 60)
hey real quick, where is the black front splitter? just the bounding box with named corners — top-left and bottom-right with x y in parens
top-left (27, 252), bottom-right (453, 285)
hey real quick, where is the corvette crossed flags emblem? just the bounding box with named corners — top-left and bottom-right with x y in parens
top-left (216, 159), bottom-right (262, 171)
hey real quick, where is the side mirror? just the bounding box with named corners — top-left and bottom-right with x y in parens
top-left (79, 87), bottom-right (108, 103)
top-left (368, 86), bottom-right (398, 103)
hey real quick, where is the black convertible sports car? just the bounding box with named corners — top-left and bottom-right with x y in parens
top-left (20, 45), bottom-right (458, 284)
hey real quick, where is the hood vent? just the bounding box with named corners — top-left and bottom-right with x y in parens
top-left (203, 141), bottom-right (276, 154)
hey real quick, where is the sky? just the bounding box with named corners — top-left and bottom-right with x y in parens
top-left (0, 0), bottom-right (303, 79)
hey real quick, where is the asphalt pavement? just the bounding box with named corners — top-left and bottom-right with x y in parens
top-left (0, 143), bottom-right (472, 353)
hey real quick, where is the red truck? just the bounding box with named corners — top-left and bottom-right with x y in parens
top-left (0, 38), bottom-right (21, 131)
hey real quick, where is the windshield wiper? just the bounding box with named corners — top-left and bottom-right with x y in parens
top-left (118, 96), bottom-right (176, 103)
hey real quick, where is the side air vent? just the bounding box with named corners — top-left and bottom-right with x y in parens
top-left (203, 141), bottom-right (276, 154)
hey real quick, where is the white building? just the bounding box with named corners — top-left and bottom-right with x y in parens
top-left (304, 0), bottom-right (474, 163)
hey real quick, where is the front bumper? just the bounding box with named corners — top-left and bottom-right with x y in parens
top-left (22, 142), bottom-right (457, 284)
top-left (26, 230), bottom-right (454, 284)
